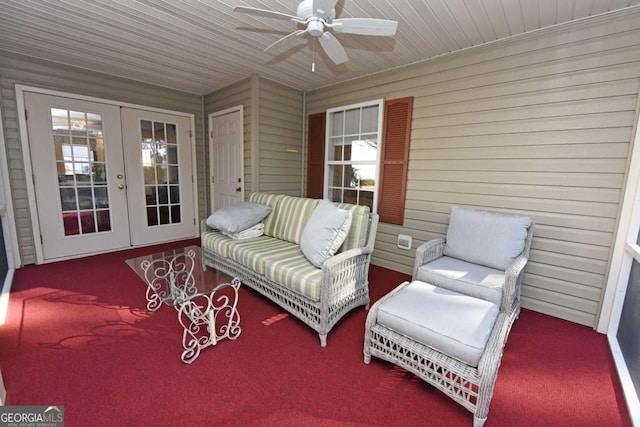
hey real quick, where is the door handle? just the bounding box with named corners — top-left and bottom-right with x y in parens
top-left (235, 187), bottom-right (241, 192)
top-left (118, 184), bottom-right (125, 190)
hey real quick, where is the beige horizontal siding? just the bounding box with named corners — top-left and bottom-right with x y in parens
top-left (0, 50), bottom-right (203, 265)
top-left (306, 10), bottom-right (640, 327)
top-left (257, 77), bottom-right (303, 196)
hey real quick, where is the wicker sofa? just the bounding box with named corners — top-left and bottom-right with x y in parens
top-left (201, 192), bottom-right (379, 347)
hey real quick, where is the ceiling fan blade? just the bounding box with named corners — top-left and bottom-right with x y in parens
top-left (319, 32), bottom-right (348, 64)
top-left (233, 6), bottom-right (298, 21)
top-left (312, 0), bottom-right (337, 19)
top-left (331, 18), bottom-right (398, 36)
top-left (265, 30), bottom-right (306, 54)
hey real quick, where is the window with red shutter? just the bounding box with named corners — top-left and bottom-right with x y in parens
top-left (306, 97), bottom-right (412, 224)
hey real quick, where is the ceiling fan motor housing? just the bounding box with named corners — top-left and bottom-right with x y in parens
top-left (297, 0), bottom-right (335, 22)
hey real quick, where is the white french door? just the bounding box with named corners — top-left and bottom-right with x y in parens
top-left (209, 107), bottom-right (244, 212)
top-left (121, 108), bottom-right (195, 245)
top-left (25, 93), bottom-right (131, 260)
top-left (24, 92), bottom-right (196, 262)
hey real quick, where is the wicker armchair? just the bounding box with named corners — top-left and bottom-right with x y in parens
top-left (364, 207), bottom-right (534, 427)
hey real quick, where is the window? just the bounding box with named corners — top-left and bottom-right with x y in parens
top-left (325, 100), bottom-right (383, 212)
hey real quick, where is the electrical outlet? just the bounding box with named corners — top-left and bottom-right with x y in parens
top-left (397, 234), bottom-right (412, 250)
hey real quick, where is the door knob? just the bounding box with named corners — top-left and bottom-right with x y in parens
top-left (118, 184), bottom-right (125, 190)
top-left (235, 187), bottom-right (241, 192)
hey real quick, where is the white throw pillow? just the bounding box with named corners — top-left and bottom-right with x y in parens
top-left (300, 200), bottom-right (353, 268)
top-left (205, 202), bottom-right (271, 234)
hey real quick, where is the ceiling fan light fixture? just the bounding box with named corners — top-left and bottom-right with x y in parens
top-left (307, 19), bottom-right (324, 37)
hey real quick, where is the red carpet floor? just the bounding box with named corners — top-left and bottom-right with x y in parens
top-left (0, 239), bottom-right (632, 426)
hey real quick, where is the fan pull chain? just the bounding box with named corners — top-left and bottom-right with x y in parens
top-left (312, 37), bottom-right (316, 72)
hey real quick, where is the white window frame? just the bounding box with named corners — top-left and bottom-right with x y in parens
top-left (324, 99), bottom-right (384, 212)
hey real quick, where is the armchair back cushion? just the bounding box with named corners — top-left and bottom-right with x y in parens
top-left (443, 206), bottom-right (532, 271)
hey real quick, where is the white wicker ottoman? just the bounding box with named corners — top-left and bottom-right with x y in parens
top-left (364, 280), bottom-right (514, 427)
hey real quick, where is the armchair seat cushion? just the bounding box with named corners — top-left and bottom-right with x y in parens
top-left (376, 280), bottom-right (499, 367)
top-left (415, 256), bottom-right (505, 305)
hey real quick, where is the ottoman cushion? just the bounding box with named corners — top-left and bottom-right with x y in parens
top-left (376, 280), bottom-right (499, 367)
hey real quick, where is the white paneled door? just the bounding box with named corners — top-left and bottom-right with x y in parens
top-left (24, 93), bottom-right (196, 261)
top-left (210, 107), bottom-right (243, 212)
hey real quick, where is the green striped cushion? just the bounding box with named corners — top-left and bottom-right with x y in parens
top-left (201, 230), bottom-right (233, 258)
top-left (248, 193), bottom-right (284, 237)
top-left (264, 251), bottom-right (323, 301)
top-left (226, 236), bottom-right (300, 276)
top-left (335, 203), bottom-right (371, 251)
top-left (271, 196), bottom-right (319, 244)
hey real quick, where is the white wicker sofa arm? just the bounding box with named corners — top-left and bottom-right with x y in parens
top-left (323, 246), bottom-right (368, 269)
top-left (314, 213), bottom-right (378, 338)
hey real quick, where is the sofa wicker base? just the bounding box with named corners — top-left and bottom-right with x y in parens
top-left (364, 281), bottom-right (519, 427)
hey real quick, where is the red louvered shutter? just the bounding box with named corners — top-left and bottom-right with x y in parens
top-left (306, 112), bottom-right (326, 199)
top-left (378, 97), bottom-right (413, 225)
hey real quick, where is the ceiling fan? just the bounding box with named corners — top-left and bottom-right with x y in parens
top-left (234, 0), bottom-right (398, 65)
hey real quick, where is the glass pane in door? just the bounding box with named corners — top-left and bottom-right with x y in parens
top-left (140, 120), bottom-right (182, 227)
top-left (50, 108), bottom-right (111, 236)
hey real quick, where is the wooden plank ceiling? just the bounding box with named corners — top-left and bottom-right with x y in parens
top-left (0, 0), bottom-right (639, 94)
